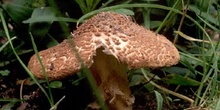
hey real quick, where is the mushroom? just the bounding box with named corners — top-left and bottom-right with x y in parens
top-left (28, 12), bottom-right (180, 110)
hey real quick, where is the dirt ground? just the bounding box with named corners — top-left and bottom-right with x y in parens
top-left (0, 67), bottom-right (193, 110)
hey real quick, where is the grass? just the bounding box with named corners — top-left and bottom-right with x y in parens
top-left (0, 9), bottom-right (54, 107)
top-left (0, 0), bottom-right (220, 109)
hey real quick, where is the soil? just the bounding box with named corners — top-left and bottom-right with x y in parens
top-left (0, 65), bottom-right (194, 110)
top-left (0, 58), bottom-right (195, 110)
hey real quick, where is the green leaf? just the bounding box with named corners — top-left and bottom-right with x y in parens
top-left (150, 21), bottom-right (162, 29)
top-left (29, 22), bottom-right (51, 38)
top-left (46, 34), bottom-right (59, 48)
top-left (2, 3), bottom-right (33, 24)
top-left (144, 83), bottom-right (155, 92)
top-left (189, 5), bottom-right (219, 26)
top-left (23, 7), bottom-right (77, 23)
top-left (163, 67), bottom-right (195, 79)
top-left (162, 74), bottom-right (201, 86)
top-left (49, 81), bottom-right (62, 88)
top-left (140, 0), bottom-right (159, 1)
top-left (27, 7), bottom-right (55, 24)
top-left (154, 90), bottom-right (163, 110)
top-left (195, 0), bottom-right (210, 12)
top-left (112, 9), bottom-right (134, 15)
top-left (27, 7), bottom-right (54, 38)
top-left (129, 74), bottom-right (145, 87)
top-left (75, 0), bottom-right (101, 14)
top-left (32, 0), bottom-right (46, 7)
top-left (24, 7), bottom-right (75, 39)
top-left (0, 70), bottom-right (10, 76)
top-left (75, 0), bottom-right (87, 14)
top-left (23, 16), bottom-right (77, 23)
top-left (179, 54), bottom-right (201, 72)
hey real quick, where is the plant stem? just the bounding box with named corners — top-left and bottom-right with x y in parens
top-left (141, 68), bottom-right (194, 106)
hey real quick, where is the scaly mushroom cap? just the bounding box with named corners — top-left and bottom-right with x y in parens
top-left (28, 12), bottom-right (180, 80)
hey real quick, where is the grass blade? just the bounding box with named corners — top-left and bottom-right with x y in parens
top-left (154, 90), bottom-right (163, 110)
top-left (0, 9), bottom-right (54, 107)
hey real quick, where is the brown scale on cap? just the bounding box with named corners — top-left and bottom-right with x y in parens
top-left (73, 12), bottom-right (179, 68)
top-left (28, 39), bottom-right (82, 80)
top-left (28, 12), bottom-right (180, 109)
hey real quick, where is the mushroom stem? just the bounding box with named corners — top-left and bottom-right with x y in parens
top-left (89, 47), bottom-right (134, 110)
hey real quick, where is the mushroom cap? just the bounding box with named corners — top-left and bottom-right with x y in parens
top-left (28, 39), bottom-right (82, 80)
top-left (28, 12), bottom-right (180, 80)
top-left (73, 12), bottom-right (180, 68)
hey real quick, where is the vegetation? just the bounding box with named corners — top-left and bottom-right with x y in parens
top-left (0, 0), bottom-right (220, 109)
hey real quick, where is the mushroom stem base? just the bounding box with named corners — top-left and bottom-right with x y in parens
top-left (89, 48), bottom-right (134, 110)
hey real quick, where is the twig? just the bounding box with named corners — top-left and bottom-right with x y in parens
top-left (19, 79), bottom-right (26, 103)
top-left (173, 0), bottom-right (190, 44)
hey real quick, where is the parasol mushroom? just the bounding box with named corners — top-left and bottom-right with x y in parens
top-left (28, 12), bottom-right (180, 110)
